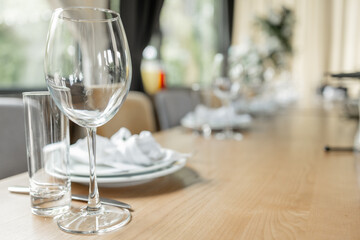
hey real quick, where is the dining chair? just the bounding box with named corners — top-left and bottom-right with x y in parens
top-left (96, 91), bottom-right (157, 138)
top-left (0, 97), bottom-right (27, 179)
top-left (154, 87), bottom-right (201, 130)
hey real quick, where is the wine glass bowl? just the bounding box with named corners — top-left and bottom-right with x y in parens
top-left (44, 7), bottom-right (132, 234)
top-left (45, 8), bottom-right (131, 128)
top-left (213, 76), bottom-right (241, 102)
top-left (212, 53), bottom-right (243, 140)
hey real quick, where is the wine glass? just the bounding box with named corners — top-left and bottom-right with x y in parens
top-left (212, 53), bottom-right (243, 140)
top-left (44, 7), bottom-right (132, 234)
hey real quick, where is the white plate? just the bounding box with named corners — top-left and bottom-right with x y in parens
top-left (69, 149), bottom-right (179, 177)
top-left (69, 158), bottom-right (176, 177)
top-left (71, 158), bottom-right (187, 187)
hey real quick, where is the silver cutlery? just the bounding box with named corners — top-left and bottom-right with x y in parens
top-left (8, 186), bottom-right (132, 210)
top-left (324, 145), bottom-right (354, 152)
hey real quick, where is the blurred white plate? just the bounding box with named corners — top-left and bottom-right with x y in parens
top-left (70, 158), bottom-right (186, 187)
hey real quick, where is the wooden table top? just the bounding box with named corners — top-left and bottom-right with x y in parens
top-left (1, 106), bottom-right (360, 239)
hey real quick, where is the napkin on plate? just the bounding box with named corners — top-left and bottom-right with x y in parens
top-left (180, 104), bottom-right (252, 129)
top-left (70, 128), bottom-right (189, 171)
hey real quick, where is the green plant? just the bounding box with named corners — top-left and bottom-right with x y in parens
top-left (255, 7), bottom-right (295, 70)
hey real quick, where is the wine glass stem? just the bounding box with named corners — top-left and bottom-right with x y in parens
top-left (222, 99), bottom-right (233, 136)
top-left (86, 127), bottom-right (101, 211)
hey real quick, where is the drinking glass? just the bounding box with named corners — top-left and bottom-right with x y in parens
top-left (212, 53), bottom-right (243, 140)
top-left (23, 91), bottom-right (71, 217)
top-left (44, 7), bottom-right (132, 234)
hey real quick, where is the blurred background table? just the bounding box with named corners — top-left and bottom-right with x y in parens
top-left (1, 105), bottom-right (360, 239)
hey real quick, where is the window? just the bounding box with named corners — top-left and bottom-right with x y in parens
top-left (0, 0), bottom-right (52, 90)
top-left (159, 0), bottom-right (218, 87)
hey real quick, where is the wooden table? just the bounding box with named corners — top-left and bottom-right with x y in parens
top-left (1, 106), bottom-right (360, 239)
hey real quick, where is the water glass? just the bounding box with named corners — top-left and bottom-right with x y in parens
top-left (23, 91), bottom-right (71, 216)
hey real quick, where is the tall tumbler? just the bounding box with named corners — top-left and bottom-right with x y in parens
top-left (23, 91), bottom-right (71, 216)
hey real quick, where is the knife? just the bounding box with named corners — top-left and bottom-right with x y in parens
top-left (8, 186), bottom-right (132, 210)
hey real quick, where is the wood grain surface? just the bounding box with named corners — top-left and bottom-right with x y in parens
top-left (1, 106), bottom-right (360, 239)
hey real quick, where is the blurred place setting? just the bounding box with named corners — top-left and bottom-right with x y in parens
top-left (1, 0), bottom-right (360, 239)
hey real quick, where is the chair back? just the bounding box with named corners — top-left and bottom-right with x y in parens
top-left (0, 97), bottom-right (27, 179)
top-left (154, 88), bottom-right (201, 130)
top-left (97, 91), bottom-right (157, 138)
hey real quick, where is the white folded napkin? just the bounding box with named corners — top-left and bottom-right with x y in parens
top-left (181, 104), bottom-right (252, 129)
top-left (70, 128), bottom-right (189, 171)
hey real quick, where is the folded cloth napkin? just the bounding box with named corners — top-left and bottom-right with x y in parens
top-left (180, 104), bottom-right (252, 129)
top-left (70, 128), bottom-right (189, 170)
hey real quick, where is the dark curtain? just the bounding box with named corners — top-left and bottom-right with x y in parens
top-left (116, 0), bottom-right (164, 92)
top-left (216, 0), bottom-right (234, 54)
top-left (227, 0), bottom-right (234, 43)
top-left (215, 0), bottom-right (234, 75)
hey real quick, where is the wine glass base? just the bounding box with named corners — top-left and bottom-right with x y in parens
top-left (215, 131), bottom-right (243, 141)
top-left (57, 205), bottom-right (131, 235)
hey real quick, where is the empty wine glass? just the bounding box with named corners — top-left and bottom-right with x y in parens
top-left (44, 7), bottom-right (132, 234)
top-left (212, 53), bottom-right (243, 140)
